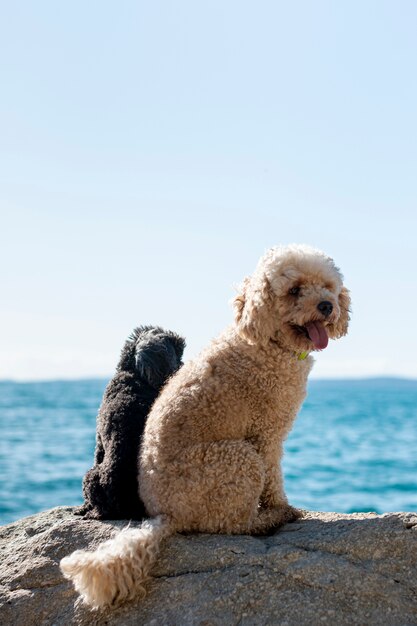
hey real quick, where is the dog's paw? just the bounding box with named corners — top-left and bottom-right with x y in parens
top-left (78, 507), bottom-right (107, 520)
top-left (73, 504), bottom-right (90, 516)
top-left (250, 504), bottom-right (303, 535)
top-left (281, 504), bottom-right (304, 523)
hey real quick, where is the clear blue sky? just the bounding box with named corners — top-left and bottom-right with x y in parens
top-left (1, 1), bottom-right (416, 380)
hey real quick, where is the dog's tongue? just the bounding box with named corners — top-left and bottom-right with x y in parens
top-left (305, 321), bottom-right (329, 350)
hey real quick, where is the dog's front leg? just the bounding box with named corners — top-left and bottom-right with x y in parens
top-left (258, 441), bottom-right (287, 509)
top-left (256, 438), bottom-right (302, 522)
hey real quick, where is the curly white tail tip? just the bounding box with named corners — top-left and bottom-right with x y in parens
top-left (60, 517), bottom-right (171, 609)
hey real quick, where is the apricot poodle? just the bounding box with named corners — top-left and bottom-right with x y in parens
top-left (61, 244), bottom-right (351, 609)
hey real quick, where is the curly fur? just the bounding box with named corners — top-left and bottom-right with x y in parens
top-left (74, 326), bottom-right (185, 520)
top-left (61, 244), bottom-right (351, 608)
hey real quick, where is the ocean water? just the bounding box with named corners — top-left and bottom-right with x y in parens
top-left (1, 378), bottom-right (417, 525)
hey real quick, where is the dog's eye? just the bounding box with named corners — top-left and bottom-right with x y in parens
top-left (289, 286), bottom-right (301, 296)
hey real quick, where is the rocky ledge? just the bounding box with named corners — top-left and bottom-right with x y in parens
top-left (1, 507), bottom-right (417, 625)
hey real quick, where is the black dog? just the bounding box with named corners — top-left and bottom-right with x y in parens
top-left (75, 326), bottom-right (185, 520)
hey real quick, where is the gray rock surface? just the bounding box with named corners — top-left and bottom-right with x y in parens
top-left (1, 507), bottom-right (417, 625)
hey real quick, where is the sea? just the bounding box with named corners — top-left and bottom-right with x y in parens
top-left (1, 378), bottom-right (417, 526)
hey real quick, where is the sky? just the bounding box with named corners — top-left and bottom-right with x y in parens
top-left (1, 1), bottom-right (417, 381)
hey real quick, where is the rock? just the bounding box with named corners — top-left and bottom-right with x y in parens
top-left (1, 508), bottom-right (417, 625)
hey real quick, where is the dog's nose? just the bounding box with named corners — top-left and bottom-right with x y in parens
top-left (317, 301), bottom-right (333, 317)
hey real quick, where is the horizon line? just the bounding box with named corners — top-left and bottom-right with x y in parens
top-left (1, 375), bottom-right (417, 384)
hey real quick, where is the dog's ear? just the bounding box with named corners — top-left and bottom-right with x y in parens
top-left (233, 274), bottom-right (275, 345)
top-left (166, 332), bottom-right (186, 362)
top-left (135, 349), bottom-right (164, 388)
top-left (333, 286), bottom-right (351, 338)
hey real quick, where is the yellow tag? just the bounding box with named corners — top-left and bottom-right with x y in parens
top-left (298, 351), bottom-right (309, 360)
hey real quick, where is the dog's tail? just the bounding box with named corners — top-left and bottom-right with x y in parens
top-left (60, 515), bottom-right (174, 608)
